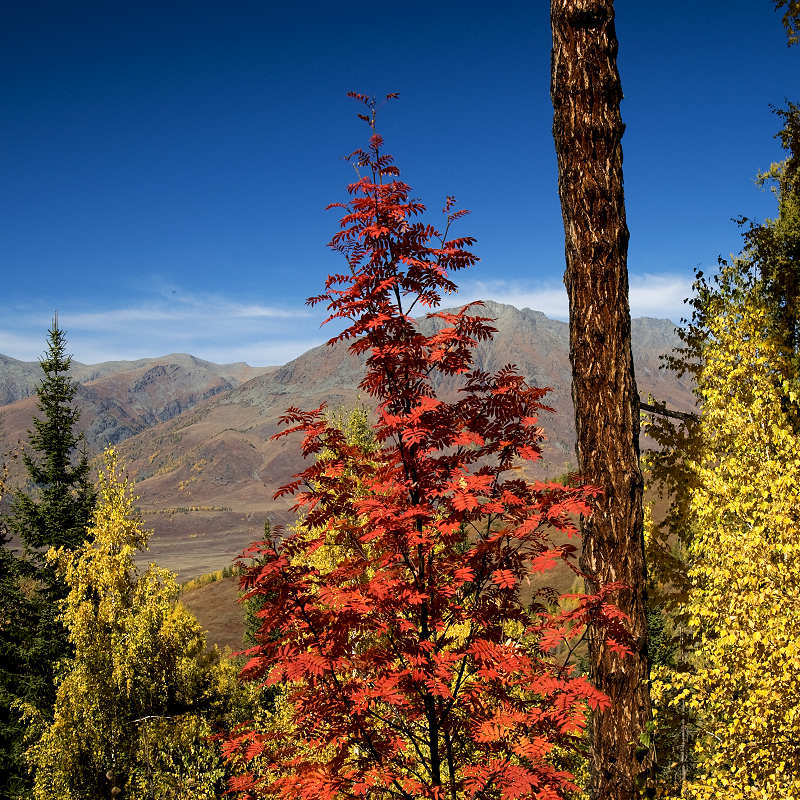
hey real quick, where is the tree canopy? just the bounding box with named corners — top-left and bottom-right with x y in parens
top-left (24, 448), bottom-right (247, 800)
top-left (223, 94), bottom-right (629, 800)
top-left (645, 105), bottom-right (800, 798)
top-left (1, 321), bottom-right (96, 798)
top-left (776, 0), bottom-right (800, 44)
top-left (11, 318), bottom-right (95, 556)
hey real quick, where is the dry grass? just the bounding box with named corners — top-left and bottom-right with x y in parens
top-left (179, 575), bottom-right (246, 652)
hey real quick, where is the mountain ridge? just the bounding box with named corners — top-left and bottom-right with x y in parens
top-left (0, 351), bottom-right (270, 407)
top-left (0, 302), bottom-right (691, 579)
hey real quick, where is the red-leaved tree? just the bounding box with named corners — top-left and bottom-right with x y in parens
top-left (223, 93), bottom-right (630, 800)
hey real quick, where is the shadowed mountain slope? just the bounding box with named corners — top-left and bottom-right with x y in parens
top-left (0, 352), bottom-right (268, 408)
top-left (0, 354), bottom-right (271, 451)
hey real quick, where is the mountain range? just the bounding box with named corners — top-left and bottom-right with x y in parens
top-left (0, 301), bottom-right (693, 579)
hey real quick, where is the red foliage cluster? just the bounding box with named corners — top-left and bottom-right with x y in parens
top-left (223, 93), bottom-right (630, 800)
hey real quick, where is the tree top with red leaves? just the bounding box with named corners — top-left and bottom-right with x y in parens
top-left (224, 94), bottom-right (629, 800)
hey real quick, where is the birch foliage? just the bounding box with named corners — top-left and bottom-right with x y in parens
top-left (678, 273), bottom-right (800, 799)
top-left (648, 105), bottom-right (800, 798)
top-left (23, 449), bottom-right (243, 799)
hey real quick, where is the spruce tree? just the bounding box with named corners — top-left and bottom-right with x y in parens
top-left (0, 320), bottom-right (95, 798)
top-left (0, 453), bottom-right (30, 799)
top-left (11, 317), bottom-right (95, 557)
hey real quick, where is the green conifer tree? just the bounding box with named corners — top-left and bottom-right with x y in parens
top-left (242, 519), bottom-right (272, 649)
top-left (1, 320), bottom-right (96, 798)
top-left (0, 452), bottom-right (36, 800)
top-left (11, 317), bottom-right (95, 557)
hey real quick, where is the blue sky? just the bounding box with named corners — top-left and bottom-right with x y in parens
top-left (1, 1), bottom-right (797, 365)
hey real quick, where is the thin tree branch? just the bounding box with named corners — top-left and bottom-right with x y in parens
top-left (640, 401), bottom-right (697, 424)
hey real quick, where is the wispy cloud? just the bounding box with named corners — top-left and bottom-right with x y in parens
top-left (0, 330), bottom-right (53, 361)
top-left (627, 274), bottom-right (694, 320)
top-left (1, 274), bottom-right (693, 366)
top-left (57, 292), bottom-right (312, 331)
top-left (449, 281), bottom-right (570, 320)
top-left (2, 290), bottom-right (326, 366)
top-left (452, 272), bottom-right (692, 322)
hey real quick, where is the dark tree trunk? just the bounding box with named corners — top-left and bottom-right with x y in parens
top-left (549, 2), bottom-right (652, 798)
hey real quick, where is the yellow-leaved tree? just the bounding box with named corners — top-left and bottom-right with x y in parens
top-left (23, 448), bottom-right (248, 799)
top-left (679, 270), bottom-right (800, 798)
top-left (646, 104), bottom-right (800, 798)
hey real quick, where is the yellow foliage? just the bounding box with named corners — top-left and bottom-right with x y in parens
top-left (23, 448), bottom-right (248, 799)
top-left (180, 564), bottom-right (241, 594)
top-left (655, 283), bottom-right (800, 799)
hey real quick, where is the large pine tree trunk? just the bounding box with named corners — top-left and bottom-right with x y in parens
top-left (549, 2), bottom-right (652, 797)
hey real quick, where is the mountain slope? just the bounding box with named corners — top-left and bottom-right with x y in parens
top-left (0, 352), bottom-right (268, 408)
top-left (116, 302), bottom-right (692, 577)
top-left (0, 354), bottom-right (272, 451)
top-left (1, 302), bottom-right (692, 579)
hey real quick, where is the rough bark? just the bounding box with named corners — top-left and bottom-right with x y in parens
top-left (549, 2), bottom-right (652, 798)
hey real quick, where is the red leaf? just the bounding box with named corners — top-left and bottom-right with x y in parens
top-left (222, 94), bottom-right (606, 800)
top-left (492, 569), bottom-right (517, 589)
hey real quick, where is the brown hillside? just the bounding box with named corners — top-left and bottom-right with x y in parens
top-left (121, 302), bottom-right (692, 578)
top-left (1, 302), bottom-right (694, 580)
top-left (0, 355), bottom-right (271, 460)
top-left (179, 576), bottom-right (246, 652)
top-left (0, 351), bottom-right (269, 408)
